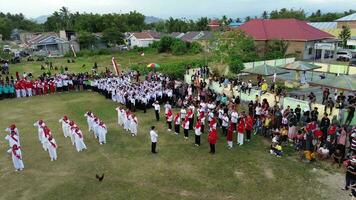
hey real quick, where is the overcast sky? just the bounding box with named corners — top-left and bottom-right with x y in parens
top-left (1, 0), bottom-right (355, 19)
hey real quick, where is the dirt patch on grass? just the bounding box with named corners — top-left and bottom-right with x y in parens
top-left (264, 168), bottom-right (274, 179)
top-left (234, 170), bottom-right (244, 179)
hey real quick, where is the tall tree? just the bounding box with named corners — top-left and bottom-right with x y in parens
top-left (262, 11), bottom-right (269, 19)
top-left (339, 25), bottom-right (351, 48)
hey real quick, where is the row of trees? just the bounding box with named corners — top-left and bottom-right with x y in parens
top-left (258, 8), bottom-right (356, 22)
top-left (0, 12), bottom-right (40, 40)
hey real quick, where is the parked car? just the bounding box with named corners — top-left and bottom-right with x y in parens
top-left (2, 45), bottom-right (11, 53)
top-left (336, 50), bottom-right (353, 61)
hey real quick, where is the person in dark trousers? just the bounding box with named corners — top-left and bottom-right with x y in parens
top-left (295, 105), bottom-right (301, 122)
top-left (152, 101), bottom-right (160, 121)
top-left (345, 104), bottom-right (355, 126)
top-left (150, 126), bottom-right (158, 154)
top-left (343, 158), bottom-right (356, 191)
top-left (194, 120), bottom-right (202, 146)
top-left (208, 128), bottom-right (217, 154)
top-left (320, 113), bottom-right (330, 143)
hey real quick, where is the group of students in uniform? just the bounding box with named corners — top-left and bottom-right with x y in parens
top-left (58, 115), bottom-right (87, 152)
top-left (84, 111), bottom-right (108, 145)
top-left (33, 120), bottom-right (58, 161)
top-left (92, 73), bottom-right (174, 112)
top-left (115, 107), bottom-right (138, 136)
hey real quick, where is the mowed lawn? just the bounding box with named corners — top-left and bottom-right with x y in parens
top-left (0, 92), bottom-right (345, 200)
top-left (10, 51), bottom-right (206, 77)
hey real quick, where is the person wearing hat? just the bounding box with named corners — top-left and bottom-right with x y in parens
top-left (150, 126), bottom-right (158, 154)
top-left (46, 136), bottom-right (58, 161)
top-left (152, 101), bottom-right (160, 121)
top-left (34, 119), bottom-right (46, 142)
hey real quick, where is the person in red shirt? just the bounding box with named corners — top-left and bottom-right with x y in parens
top-left (43, 81), bottom-right (49, 95)
top-left (245, 114), bottom-right (254, 142)
top-left (237, 117), bottom-right (245, 146)
top-left (49, 81), bottom-right (56, 94)
top-left (227, 123), bottom-right (234, 149)
top-left (208, 128), bottom-right (217, 154)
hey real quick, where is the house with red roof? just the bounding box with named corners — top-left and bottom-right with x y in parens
top-left (238, 19), bottom-right (335, 60)
top-left (208, 20), bottom-right (221, 31)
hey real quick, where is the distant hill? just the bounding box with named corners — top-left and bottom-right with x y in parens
top-left (32, 15), bottom-right (50, 24)
top-left (145, 16), bottom-right (164, 24)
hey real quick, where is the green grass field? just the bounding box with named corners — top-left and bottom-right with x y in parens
top-left (0, 92), bottom-right (348, 200)
top-left (9, 51), bottom-right (206, 77)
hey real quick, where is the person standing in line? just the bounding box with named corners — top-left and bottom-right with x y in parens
top-left (208, 128), bottom-right (217, 154)
top-left (245, 114), bottom-right (254, 142)
top-left (150, 126), bottom-right (158, 154)
top-left (221, 113), bottom-right (229, 136)
top-left (166, 109), bottom-right (173, 132)
top-left (174, 112), bottom-right (181, 134)
top-left (227, 123), bottom-right (234, 149)
top-left (194, 119), bottom-right (202, 146)
top-left (7, 144), bottom-right (24, 171)
top-left (46, 136), bottom-right (58, 161)
top-left (152, 101), bottom-right (160, 121)
top-left (237, 117), bottom-right (245, 146)
top-left (182, 116), bottom-right (190, 139)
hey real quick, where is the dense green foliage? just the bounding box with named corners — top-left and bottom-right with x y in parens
top-left (152, 36), bottom-right (202, 55)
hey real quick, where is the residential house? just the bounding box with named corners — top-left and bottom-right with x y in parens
top-left (208, 20), bottom-right (221, 31)
top-left (170, 32), bottom-right (185, 39)
top-left (127, 32), bottom-right (160, 48)
top-left (238, 19), bottom-right (335, 60)
top-left (309, 13), bottom-right (356, 50)
top-left (180, 31), bottom-right (213, 42)
top-left (27, 32), bottom-right (80, 57)
top-left (228, 21), bottom-right (243, 29)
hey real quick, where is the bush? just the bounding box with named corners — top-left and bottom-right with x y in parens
top-left (171, 40), bottom-right (187, 55)
top-left (188, 42), bottom-right (203, 54)
top-left (229, 56), bottom-right (244, 74)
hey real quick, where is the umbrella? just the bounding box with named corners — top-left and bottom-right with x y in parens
top-left (281, 61), bottom-right (322, 71)
top-left (242, 64), bottom-right (289, 76)
top-left (310, 74), bottom-right (356, 92)
top-left (147, 63), bottom-right (160, 69)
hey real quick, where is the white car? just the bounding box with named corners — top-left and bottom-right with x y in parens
top-left (336, 51), bottom-right (353, 61)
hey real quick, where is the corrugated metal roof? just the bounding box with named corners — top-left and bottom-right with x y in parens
top-left (308, 22), bottom-right (337, 29)
top-left (335, 13), bottom-right (356, 22)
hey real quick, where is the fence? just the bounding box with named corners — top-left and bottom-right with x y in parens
top-left (244, 58), bottom-right (296, 69)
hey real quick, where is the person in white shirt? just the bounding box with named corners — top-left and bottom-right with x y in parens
top-left (152, 101), bottom-right (160, 121)
top-left (180, 107), bottom-right (187, 120)
top-left (46, 136), bottom-right (58, 161)
top-left (164, 102), bottom-right (172, 118)
top-left (230, 111), bottom-right (239, 128)
top-left (7, 144), bottom-right (24, 171)
top-left (130, 114), bottom-right (138, 136)
top-left (221, 113), bottom-right (229, 136)
top-left (116, 107), bottom-right (123, 126)
top-left (150, 126), bottom-right (158, 154)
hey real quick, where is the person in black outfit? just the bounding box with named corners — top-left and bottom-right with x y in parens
top-left (320, 113), bottom-right (330, 143)
top-left (295, 104), bottom-right (301, 123)
top-left (345, 104), bottom-right (355, 126)
top-left (311, 107), bottom-right (319, 122)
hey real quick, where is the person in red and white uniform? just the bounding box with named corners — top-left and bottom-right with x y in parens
top-left (7, 144), bottom-right (24, 171)
top-left (72, 127), bottom-right (87, 152)
top-left (26, 80), bottom-right (33, 97)
top-left (5, 130), bottom-right (20, 148)
top-left (166, 109), bottom-right (173, 131)
top-left (46, 136), bottom-right (57, 161)
top-left (33, 119), bottom-right (46, 142)
top-left (194, 119), bottom-right (202, 146)
top-left (59, 115), bottom-right (70, 138)
top-left (182, 116), bottom-right (190, 139)
top-left (130, 114), bottom-right (138, 136)
top-left (174, 112), bottom-right (181, 134)
top-left (98, 121), bottom-right (107, 144)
